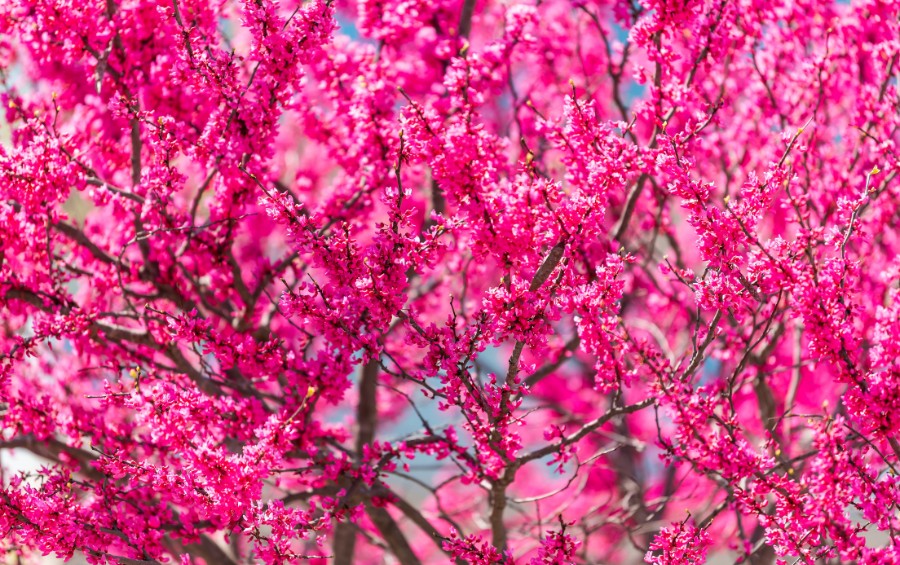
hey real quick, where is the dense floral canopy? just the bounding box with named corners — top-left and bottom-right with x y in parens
top-left (1, 0), bottom-right (899, 563)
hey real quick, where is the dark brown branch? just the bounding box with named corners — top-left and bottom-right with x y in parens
top-left (458, 0), bottom-right (476, 39)
top-left (519, 398), bottom-right (655, 464)
top-left (335, 359), bottom-right (382, 563)
top-left (53, 221), bottom-right (120, 265)
top-left (507, 242), bottom-right (567, 385)
top-left (366, 503), bottom-right (423, 565)
top-left (389, 493), bottom-right (465, 564)
top-left (357, 359), bottom-right (380, 453)
top-left (523, 336), bottom-right (581, 388)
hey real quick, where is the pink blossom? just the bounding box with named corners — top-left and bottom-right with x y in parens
top-left (1, 0), bottom-right (899, 563)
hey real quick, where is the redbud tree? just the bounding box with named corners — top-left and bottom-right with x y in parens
top-left (0, 0), bottom-right (899, 563)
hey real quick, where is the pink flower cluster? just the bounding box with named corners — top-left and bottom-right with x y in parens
top-left (1, 0), bottom-right (899, 563)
